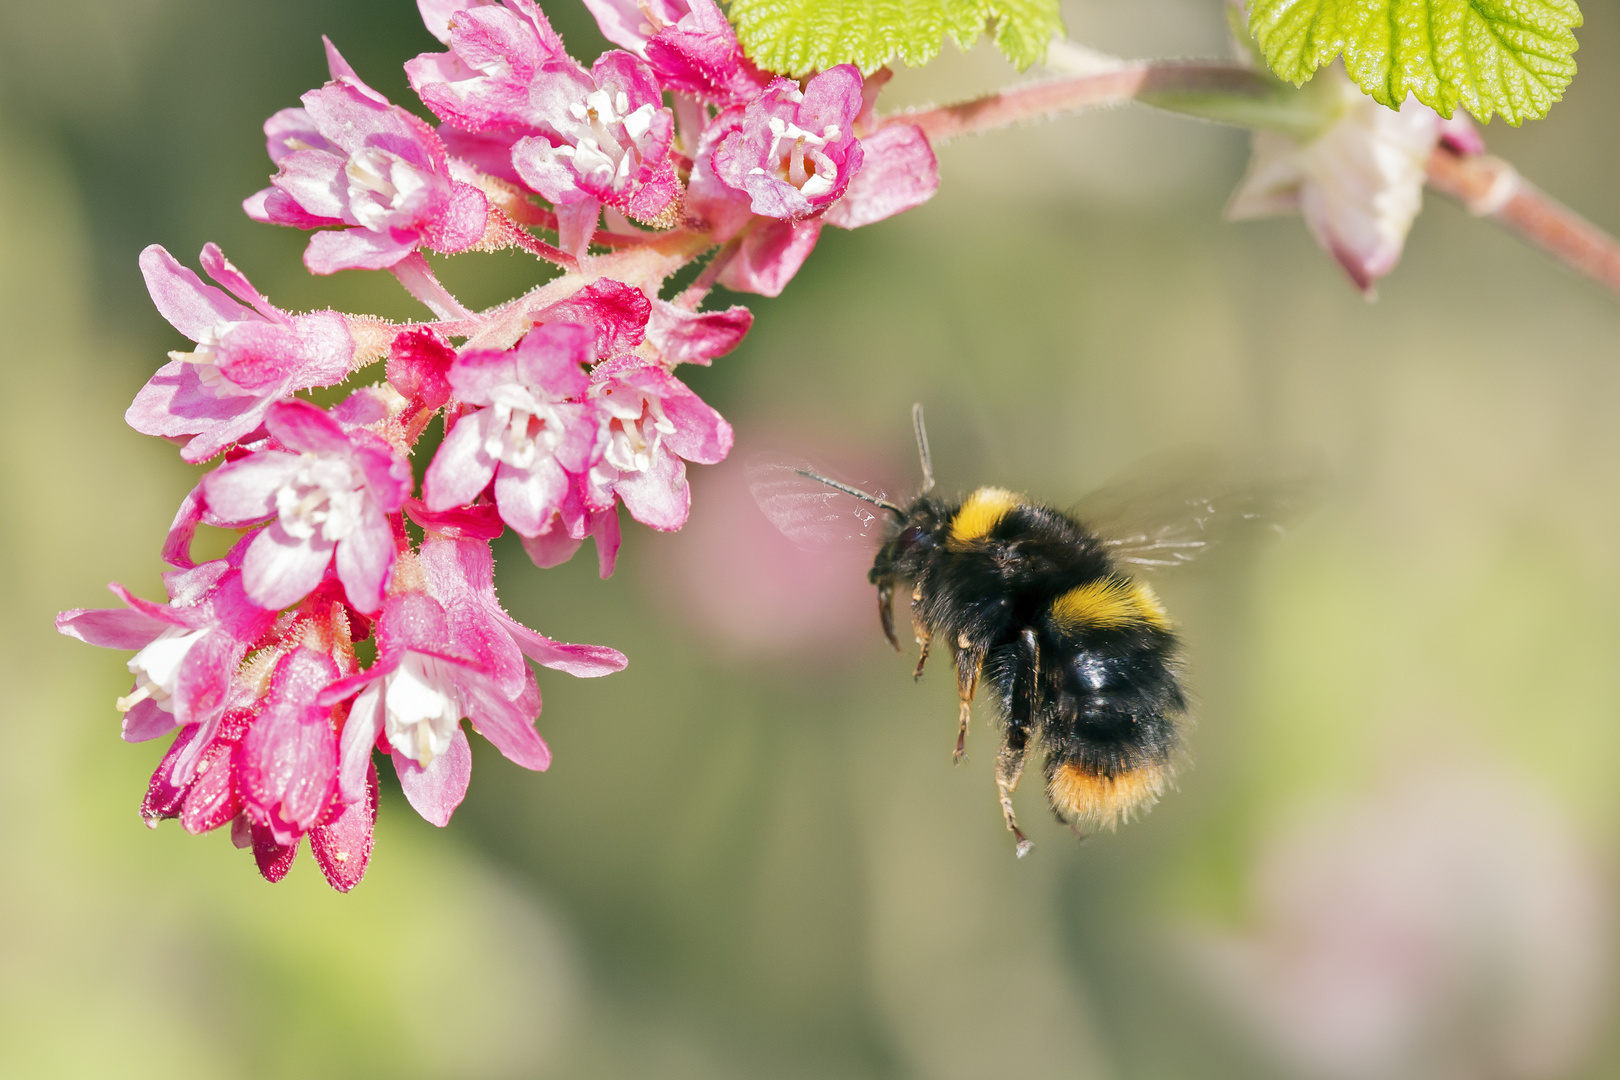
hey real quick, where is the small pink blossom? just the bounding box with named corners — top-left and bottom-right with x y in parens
top-left (711, 68), bottom-right (865, 221)
top-left (511, 51), bottom-right (681, 254)
top-left (201, 400), bottom-right (412, 614)
top-left (417, 531), bottom-right (628, 688)
top-left (127, 244), bottom-right (355, 463)
top-left (580, 0), bottom-right (769, 104)
top-left (687, 77), bottom-right (939, 297)
top-left (585, 362), bottom-right (732, 530)
top-left (405, 0), bottom-right (569, 133)
top-left (645, 297), bottom-right (752, 367)
top-left (424, 322), bottom-right (598, 536)
top-left (386, 327), bottom-right (456, 411)
top-left (245, 39), bottom-right (490, 274)
top-left (56, 557), bottom-right (276, 778)
top-left (321, 590), bottom-right (535, 827)
top-left (320, 540), bottom-right (626, 826)
top-left (236, 644), bottom-right (345, 847)
top-left (533, 278), bottom-right (652, 359)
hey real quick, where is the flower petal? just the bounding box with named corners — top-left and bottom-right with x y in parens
top-left (122, 697), bottom-right (180, 743)
top-left (495, 456), bottom-right (569, 536)
top-left (824, 123), bottom-right (938, 230)
top-left (138, 245), bottom-right (251, 341)
top-left (459, 668), bottom-right (550, 770)
top-left (424, 408), bottom-right (499, 511)
top-left (305, 228), bottom-right (418, 274)
top-left (242, 523), bottom-right (335, 612)
top-left (338, 681), bottom-right (386, 803)
top-left (201, 451), bottom-right (302, 525)
top-left (491, 611), bottom-right (627, 676)
top-left (309, 761), bottom-right (378, 892)
top-left (334, 499), bottom-right (396, 614)
top-left (393, 724), bottom-right (472, 826)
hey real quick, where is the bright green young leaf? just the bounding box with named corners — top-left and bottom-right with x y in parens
top-left (727, 0), bottom-right (1063, 77)
top-left (1248, 0), bottom-right (1582, 125)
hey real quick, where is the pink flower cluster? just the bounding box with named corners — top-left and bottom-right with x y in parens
top-left (60, 0), bottom-right (942, 890)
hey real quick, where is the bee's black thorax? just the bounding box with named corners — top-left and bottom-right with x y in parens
top-left (871, 485), bottom-right (1187, 830)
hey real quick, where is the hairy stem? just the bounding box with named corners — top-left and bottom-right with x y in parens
top-left (453, 229), bottom-right (716, 351)
top-left (881, 62), bottom-right (1620, 301)
top-left (880, 63), bottom-right (1282, 143)
top-left (1424, 146), bottom-right (1620, 298)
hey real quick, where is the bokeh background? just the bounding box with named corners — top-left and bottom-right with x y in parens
top-left (7, 0), bottom-right (1620, 1076)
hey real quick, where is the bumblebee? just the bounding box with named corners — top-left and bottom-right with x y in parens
top-left (751, 405), bottom-right (1307, 856)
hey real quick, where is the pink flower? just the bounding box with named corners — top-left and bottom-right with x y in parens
top-left (236, 644), bottom-right (345, 848)
top-left (126, 244), bottom-right (354, 463)
top-left (417, 532), bottom-right (627, 689)
top-left (687, 71), bottom-right (940, 297)
top-left (511, 52), bottom-right (682, 254)
top-left (424, 323), bottom-right (598, 536)
top-left (56, 558), bottom-right (276, 778)
top-left (533, 278), bottom-right (652, 359)
top-left (580, 0), bottom-right (769, 104)
top-left (201, 400), bottom-right (412, 614)
top-left (406, 0), bottom-right (569, 133)
top-left (1225, 70), bottom-right (1483, 295)
top-left (711, 68), bottom-right (865, 221)
top-left (320, 540), bottom-right (626, 826)
top-left (585, 362), bottom-right (732, 530)
top-left (386, 327), bottom-right (456, 411)
top-left (245, 39), bottom-right (490, 274)
top-left (645, 297), bottom-right (752, 366)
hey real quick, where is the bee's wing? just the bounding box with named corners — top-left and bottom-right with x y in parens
top-left (1071, 448), bottom-right (1324, 570)
top-left (746, 452), bottom-right (893, 551)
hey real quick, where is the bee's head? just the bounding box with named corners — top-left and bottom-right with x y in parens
top-left (871, 496), bottom-right (948, 579)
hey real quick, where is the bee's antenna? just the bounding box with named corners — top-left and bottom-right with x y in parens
top-left (792, 468), bottom-right (906, 518)
top-left (912, 403), bottom-right (935, 495)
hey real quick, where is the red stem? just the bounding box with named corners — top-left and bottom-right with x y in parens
top-left (1424, 146), bottom-right (1620, 298)
top-left (879, 63), bottom-right (1620, 301)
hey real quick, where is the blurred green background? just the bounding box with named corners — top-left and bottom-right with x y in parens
top-left (8, 0), bottom-right (1620, 1076)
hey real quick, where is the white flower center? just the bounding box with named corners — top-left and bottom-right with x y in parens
top-left (275, 452), bottom-right (368, 543)
top-left (118, 625), bottom-right (210, 714)
top-left (171, 321), bottom-right (257, 397)
top-left (483, 383), bottom-right (569, 470)
top-left (346, 147), bottom-right (430, 231)
top-left (555, 88), bottom-right (657, 189)
top-left (753, 117), bottom-right (839, 198)
top-left (596, 385), bottom-right (675, 474)
top-left (383, 653), bottom-right (463, 767)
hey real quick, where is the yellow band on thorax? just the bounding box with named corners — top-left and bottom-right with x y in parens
top-left (948, 487), bottom-right (1021, 546)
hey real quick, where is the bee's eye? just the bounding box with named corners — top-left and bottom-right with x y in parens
top-left (896, 525), bottom-right (932, 552)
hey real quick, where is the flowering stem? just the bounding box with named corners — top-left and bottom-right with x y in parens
top-left (675, 235), bottom-right (742, 310)
top-left (1423, 146), bottom-right (1620, 298)
top-left (456, 229), bottom-right (716, 350)
top-left (881, 62), bottom-right (1620, 301)
top-left (391, 253), bottom-right (474, 320)
top-left (880, 63), bottom-right (1283, 143)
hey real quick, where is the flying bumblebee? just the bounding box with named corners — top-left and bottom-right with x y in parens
top-left (750, 405), bottom-right (1311, 857)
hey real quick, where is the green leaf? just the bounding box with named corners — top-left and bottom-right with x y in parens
top-left (728, 0), bottom-right (1063, 77)
top-left (1247, 0), bottom-right (1583, 125)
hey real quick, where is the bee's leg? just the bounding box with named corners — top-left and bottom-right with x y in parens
top-left (911, 585), bottom-right (931, 680)
top-left (996, 627), bottom-right (1039, 857)
top-left (997, 744), bottom-right (1033, 858)
top-left (952, 635), bottom-right (982, 764)
top-left (876, 580), bottom-right (900, 651)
